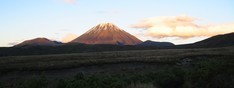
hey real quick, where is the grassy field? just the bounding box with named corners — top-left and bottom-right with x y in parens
top-left (0, 47), bottom-right (234, 88)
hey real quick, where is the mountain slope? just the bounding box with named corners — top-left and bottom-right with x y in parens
top-left (70, 23), bottom-right (142, 45)
top-left (174, 32), bottom-right (234, 48)
top-left (15, 38), bottom-right (62, 47)
top-left (191, 32), bottom-right (234, 47)
top-left (138, 40), bottom-right (174, 47)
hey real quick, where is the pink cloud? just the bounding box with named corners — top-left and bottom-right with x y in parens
top-left (132, 15), bottom-right (234, 38)
top-left (62, 33), bottom-right (78, 43)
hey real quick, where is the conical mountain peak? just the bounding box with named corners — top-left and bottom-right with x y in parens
top-left (71, 23), bottom-right (142, 45)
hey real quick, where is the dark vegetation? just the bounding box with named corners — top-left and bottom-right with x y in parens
top-left (1, 46), bottom-right (233, 73)
top-left (0, 47), bottom-right (234, 88)
top-left (0, 56), bottom-right (233, 88)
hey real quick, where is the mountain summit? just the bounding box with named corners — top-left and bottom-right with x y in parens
top-left (71, 23), bottom-right (142, 45)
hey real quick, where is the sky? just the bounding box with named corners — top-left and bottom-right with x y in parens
top-left (0, 0), bottom-right (234, 47)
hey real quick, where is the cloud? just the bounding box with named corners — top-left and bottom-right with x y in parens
top-left (62, 33), bottom-right (78, 43)
top-left (64, 0), bottom-right (76, 4)
top-left (132, 15), bottom-right (234, 38)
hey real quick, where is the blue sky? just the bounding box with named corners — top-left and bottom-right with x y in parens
top-left (0, 0), bottom-right (234, 47)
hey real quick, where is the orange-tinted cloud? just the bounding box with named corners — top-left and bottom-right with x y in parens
top-left (132, 15), bottom-right (234, 38)
top-left (62, 33), bottom-right (78, 43)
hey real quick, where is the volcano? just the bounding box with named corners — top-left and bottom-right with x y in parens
top-left (15, 38), bottom-right (62, 47)
top-left (70, 23), bottom-right (142, 45)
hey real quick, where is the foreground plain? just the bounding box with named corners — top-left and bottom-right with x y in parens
top-left (0, 47), bottom-right (234, 88)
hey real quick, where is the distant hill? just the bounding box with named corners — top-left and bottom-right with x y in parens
top-left (70, 23), bottom-right (142, 45)
top-left (192, 32), bottom-right (234, 47)
top-left (138, 40), bottom-right (174, 47)
top-left (14, 38), bottom-right (63, 47)
top-left (176, 32), bottom-right (234, 48)
top-left (2, 32), bottom-right (233, 57)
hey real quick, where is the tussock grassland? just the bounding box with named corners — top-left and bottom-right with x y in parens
top-left (0, 47), bottom-right (233, 72)
top-left (0, 47), bottom-right (234, 88)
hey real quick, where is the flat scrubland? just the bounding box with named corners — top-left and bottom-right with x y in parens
top-left (0, 47), bottom-right (234, 88)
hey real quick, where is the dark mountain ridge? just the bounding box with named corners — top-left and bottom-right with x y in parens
top-left (175, 32), bottom-right (234, 48)
top-left (138, 40), bottom-right (174, 47)
top-left (1, 29), bottom-right (234, 57)
top-left (192, 32), bottom-right (234, 47)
